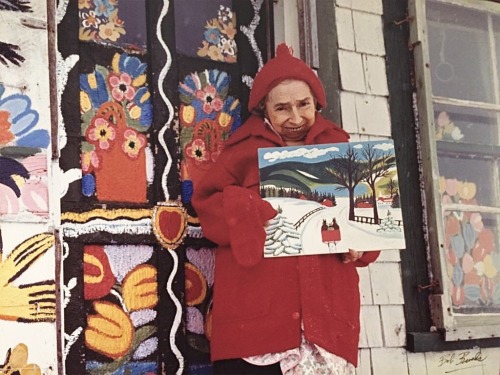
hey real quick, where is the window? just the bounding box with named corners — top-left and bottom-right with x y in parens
top-left (410, 0), bottom-right (500, 340)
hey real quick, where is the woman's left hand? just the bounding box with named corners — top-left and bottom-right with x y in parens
top-left (342, 249), bottom-right (364, 263)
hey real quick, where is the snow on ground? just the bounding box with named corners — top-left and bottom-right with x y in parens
top-left (264, 197), bottom-right (406, 256)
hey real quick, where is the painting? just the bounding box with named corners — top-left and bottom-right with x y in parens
top-left (174, 0), bottom-right (237, 63)
top-left (78, 0), bottom-right (147, 50)
top-left (258, 140), bottom-right (406, 256)
top-left (80, 52), bottom-right (153, 203)
top-left (0, 224), bottom-right (57, 373)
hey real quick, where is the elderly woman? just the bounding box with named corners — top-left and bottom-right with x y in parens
top-left (192, 44), bottom-right (380, 375)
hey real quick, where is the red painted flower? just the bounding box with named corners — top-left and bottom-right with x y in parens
top-left (81, 150), bottom-right (100, 172)
top-left (83, 245), bottom-right (116, 300)
top-left (185, 138), bottom-right (210, 163)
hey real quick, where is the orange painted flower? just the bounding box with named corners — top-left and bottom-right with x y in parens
top-left (0, 111), bottom-right (14, 145)
top-left (185, 263), bottom-right (207, 306)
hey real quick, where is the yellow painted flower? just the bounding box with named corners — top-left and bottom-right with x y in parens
top-left (457, 181), bottom-right (476, 200)
top-left (0, 343), bottom-right (41, 375)
top-left (85, 301), bottom-right (134, 359)
top-left (483, 255), bottom-right (498, 279)
top-left (98, 22), bottom-right (125, 42)
top-left (122, 264), bottom-right (158, 312)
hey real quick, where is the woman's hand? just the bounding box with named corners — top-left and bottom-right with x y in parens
top-left (342, 249), bottom-right (364, 263)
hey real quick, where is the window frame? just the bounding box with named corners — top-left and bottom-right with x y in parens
top-left (409, 0), bottom-right (500, 341)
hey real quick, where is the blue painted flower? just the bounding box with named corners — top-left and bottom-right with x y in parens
top-left (93, 0), bottom-right (114, 18)
top-left (115, 53), bottom-right (147, 79)
top-left (80, 69), bottom-right (109, 110)
top-left (129, 86), bottom-right (153, 128)
top-left (204, 26), bottom-right (221, 45)
top-left (0, 88), bottom-right (49, 149)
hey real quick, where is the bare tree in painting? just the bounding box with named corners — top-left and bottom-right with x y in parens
top-left (361, 144), bottom-right (396, 223)
top-left (383, 177), bottom-right (399, 198)
top-left (324, 145), bottom-right (365, 221)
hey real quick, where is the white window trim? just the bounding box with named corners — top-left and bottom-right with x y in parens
top-left (409, 0), bottom-right (500, 341)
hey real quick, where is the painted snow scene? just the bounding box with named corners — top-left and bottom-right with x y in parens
top-left (258, 140), bottom-right (406, 257)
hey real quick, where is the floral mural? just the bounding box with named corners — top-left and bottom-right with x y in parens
top-left (441, 177), bottom-right (500, 310)
top-left (79, 0), bottom-right (125, 44)
top-left (0, 85), bottom-right (49, 218)
top-left (197, 5), bottom-right (237, 63)
top-left (178, 69), bottom-right (241, 204)
top-left (83, 244), bottom-right (158, 374)
top-left (80, 52), bottom-right (153, 203)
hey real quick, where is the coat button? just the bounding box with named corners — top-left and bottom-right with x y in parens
top-left (292, 312), bottom-right (300, 320)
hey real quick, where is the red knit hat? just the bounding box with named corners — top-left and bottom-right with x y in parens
top-left (248, 43), bottom-right (326, 112)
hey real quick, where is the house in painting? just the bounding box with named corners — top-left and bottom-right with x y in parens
top-left (0, 0), bottom-right (499, 374)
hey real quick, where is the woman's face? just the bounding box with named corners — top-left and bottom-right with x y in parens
top-left (265, 79), bottom-right (316, 145)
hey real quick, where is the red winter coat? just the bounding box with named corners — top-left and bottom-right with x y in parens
top-left (192, 114), bottom-right (380, 366)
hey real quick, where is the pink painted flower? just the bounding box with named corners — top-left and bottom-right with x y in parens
top-left (186, 139), bottom-right (210, 163)
top-left (445, 178), bottom-right (458, 197)
top-left (122, 129), bottom-right (147, 158)
top-left (81, 150), bottom-right (100, 172)
top-left (108, 72), bottom-right (136, 101)
top-left (86, 117), bottom-right (116, 150)
top-left (195, 85), bottom-right (223, 114)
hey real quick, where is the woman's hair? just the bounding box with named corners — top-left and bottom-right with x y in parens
top-left (251, 97), bottom-right (267, 118)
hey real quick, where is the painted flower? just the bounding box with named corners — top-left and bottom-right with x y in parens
top-left (218, 96), bottom-right (241, 129)
top-left (112, 53), bottom-right (147, 85)
top-left (80, 70), bottom-right (110, 110)
top-left (185, 263), bottom-right (207, 306)
top-left (81, 10), bottom-right (100, 29)
top-left (221, 20), bottom-right (237, 40)
top-left (98, 21), bottom-right (125, 42)
top-left (78, 0), bottom-right (92, 9)
top-left (206, 44), bottom-right (225, 61)
top-left (86, 116), bottom-right (116, 150)
top-left (0, 110), bottom-right (14, 144)
top-left (85, 301), bottom-right (133, 359)
top-left (81, 149), bottom-right (100, 172)
top-left (0, 343), bottom-right (41, 375)
top-left (218, 36), bottom-right (237, 58)
top-left (122, 129), bottom-right (147, 158)
top-left (185, 138), bottom-right (210, 163)
top-left (179, 104), bottom-right (196, 126)
top-left (0, 88), bottom-right (49, 149)
top-left (204, 24), bottom-right (221, 45)
top-left (108, 72), bottom-right (136, 101)
top-left (218, 5), bottom-right (233, 23)
top-left (93, 0), bottom-right (115, 17)
top-left (83, 245), bottom-right (116, 300)
top-left (127, 86), bottom-right (153, 128)
top-left (122, 264), bottom-right (158, 311)
top-left (195, 85), bottom-right (223, 114)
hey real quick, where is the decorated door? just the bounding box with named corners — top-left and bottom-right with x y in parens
top-left (57, 1), bottom-right (271, 374)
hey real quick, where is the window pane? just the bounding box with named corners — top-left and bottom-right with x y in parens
top-left (443, 210), bottom-right (500, 313)
top-left (427, 1), bottom-right (495, 103)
